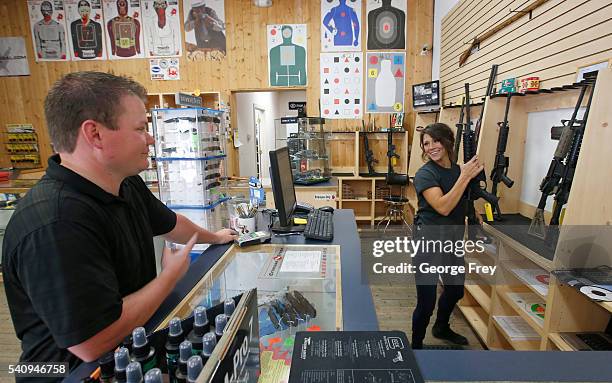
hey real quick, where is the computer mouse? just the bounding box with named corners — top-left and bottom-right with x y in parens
top-left (319, 206), bottom-right (334, 213)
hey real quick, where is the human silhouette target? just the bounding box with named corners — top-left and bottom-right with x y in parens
top-left (366, 0), bottom-right (405, 50)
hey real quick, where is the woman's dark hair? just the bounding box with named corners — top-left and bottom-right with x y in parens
top-left (419, 122), bottom-right (455, 162)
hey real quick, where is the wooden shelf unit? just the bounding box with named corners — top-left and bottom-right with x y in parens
top-left (337, 176), bottom-right (413, 226)
top-left (459, 221), bottom-right (612, 352)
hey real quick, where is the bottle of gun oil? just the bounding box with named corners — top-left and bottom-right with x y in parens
top-left (175, 340), bottom-right (192, 383)
top-left (131, 327), bottom-right (157, 374)
top-left (114, 347), bottom-right (131, 383)
top-left (144, 368), bottom-right (163, 383)
top-left (214, 314), bottom-right (228, 342)
top-left (187, 356), bottom-right (203, 383)
top-left (187, 306), bottom-right (209, 354)
top-left (98, 351), bottom-right (115, 383)
top-left (201, 332), bottom-right (217, 366)
top-left (126, 362), bottom-right (143, 383)
top-left (224, 299), bottom-right (236, 317)
top-left (166, 317), bottom-right (185, 383)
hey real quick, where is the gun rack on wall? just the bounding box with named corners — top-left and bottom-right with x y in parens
top-left (328, 131), bottom-right (409, 176)
top-left (438, 68), bottom-right (612, 352)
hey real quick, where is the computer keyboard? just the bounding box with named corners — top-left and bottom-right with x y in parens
top-left (576, 333), bottom-right (612, 351)
top-left (303, 209), bottom-right (334, 241)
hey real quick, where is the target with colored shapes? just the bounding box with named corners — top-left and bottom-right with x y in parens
top-left (366, 0), bottom-right (406, 50)
top-left (320, 52), bottom-right (363, 119)
top-left (365, 52), bottom-right (405, 113)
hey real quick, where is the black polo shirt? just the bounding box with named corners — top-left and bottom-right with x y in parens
top-left (2, 154), bottom-right (177, 373)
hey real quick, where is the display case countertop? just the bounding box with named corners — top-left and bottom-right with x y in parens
top-left (67, 210), bottom-right (612, 382)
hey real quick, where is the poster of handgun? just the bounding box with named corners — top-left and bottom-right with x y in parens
top-left (365, 52), bottom-right (405, 113)
top-left (27, 0), bottom-right (70, 62)
top-left (142, 0), bottom-right (182, 57)
top-left (268, 24), bottom-right (307, 87)
top-left (320, 52), bottom-right (363, 119)
top-left (183, 0), bottom-right (226, 61)
top-left (366, 0), bottom-right (406, 50)
top-left (0, 37), bottom-right (30, 76)
top-left (321, 0), bottom-right (361, 52)
top-left (102, 0), bottom-right (145, 59)
top-left (65, 0), bottom-right (106, 60)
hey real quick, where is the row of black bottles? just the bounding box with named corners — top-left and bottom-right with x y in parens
top-left (97, 299), bottom-right (236, 383)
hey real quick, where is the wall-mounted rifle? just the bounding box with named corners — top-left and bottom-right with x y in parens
top-left (528, 73), bottom-right (597, 240)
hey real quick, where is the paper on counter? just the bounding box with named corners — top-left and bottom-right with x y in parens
top-left (280, 251), bottom-right (322, 273)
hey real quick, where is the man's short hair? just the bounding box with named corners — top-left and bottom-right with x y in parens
top-left (44, 71), bottom-right (147, 153)
top-left (78, 0), bottom-right (91, 8)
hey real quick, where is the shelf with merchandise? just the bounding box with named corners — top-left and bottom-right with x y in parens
top-left (151, 107), bottom-right (229, 235)
top-left (276, 117), bottom-right (331, 185)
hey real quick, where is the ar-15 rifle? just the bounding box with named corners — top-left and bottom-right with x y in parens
top-left (387, 128), bottom-right (401, 174)
top-left (490, 94), bottom-right (514, 197)
top-left (462, 83), bottom-right (502, 221)
top-left (454, 97), bottom-right (465, 163)
top-left (474, 64), bottom-right (498, 138)
top-left (529, 74), bottom-right (597, 239)
top-left (362, 121), bottom-right (378, 176)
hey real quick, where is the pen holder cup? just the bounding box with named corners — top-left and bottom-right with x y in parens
top-left (235, 217), bottom-right (256, 234)
top-left (227, 197), bottom-right (248, 231)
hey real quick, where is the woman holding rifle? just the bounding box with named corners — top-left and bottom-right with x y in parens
top-left (411, 123), bottom-right (483, 349)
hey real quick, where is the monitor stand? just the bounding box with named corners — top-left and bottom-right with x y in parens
top-left (271, 219), bottom-right (305, 233)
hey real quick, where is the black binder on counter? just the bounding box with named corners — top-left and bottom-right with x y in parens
top-left (289, 331), bottom-right (424, 383)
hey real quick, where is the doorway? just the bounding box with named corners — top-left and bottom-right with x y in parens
top-left (233, 90), bottom-right (306, 180)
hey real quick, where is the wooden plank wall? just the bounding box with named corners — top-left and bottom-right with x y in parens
top-left (0, 0), bottom-right (434, 173)
top-left (440, 0), bottom-right (612, 105)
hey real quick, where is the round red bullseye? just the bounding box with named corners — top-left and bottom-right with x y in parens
top-left (334, 78), bottom-right (340, 84)
top-left (369, 56), bottom-right (378, 64)
top-left (354, 109), bottom-right (359, 114)
top-left (383, 23), bottom-right (390, 31)
top-left (271, 29), bottom-right (276, 36)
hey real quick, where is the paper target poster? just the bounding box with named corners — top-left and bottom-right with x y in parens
top-left (142, 0), bottom-right (181, 57)
top-left (183, 0), bottom-right (226, 61)
top-left (366, 0), bottom-right (406, 50)
top-left (321, 0), bottom-right (361, 52)
top-left (268, 24), bottom-right (307, 87)
top-left (65, 0), bottom-right (106, 60)
top-left (0, 38), bottom-right (30, 76)
top-left (27, 0), bottom-right (69, 61)
top-left (103, 0), bottom-right (145, 59)
top-left (320, 52), bottom-right (363, 119)
top-left (365, 52), bottom-right (405, 113)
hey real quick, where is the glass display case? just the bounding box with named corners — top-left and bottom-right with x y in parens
top-left (155, 243), bottom-right (341, 379)
top-left (275, 117), bottom-right (331, 185)
top-left (151, 107), bottom-right (229, 245)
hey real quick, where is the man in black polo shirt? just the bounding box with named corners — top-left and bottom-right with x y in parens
top-left (2, 72), bottom-right (238, 373)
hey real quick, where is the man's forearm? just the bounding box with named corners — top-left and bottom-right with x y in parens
top-left (165, 213), bottom-right (220, 244)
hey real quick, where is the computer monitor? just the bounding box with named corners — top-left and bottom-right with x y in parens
top-left (269, 147), bottom-right (303, 232)
top-left (412, 80), bottom-right (440, 110)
